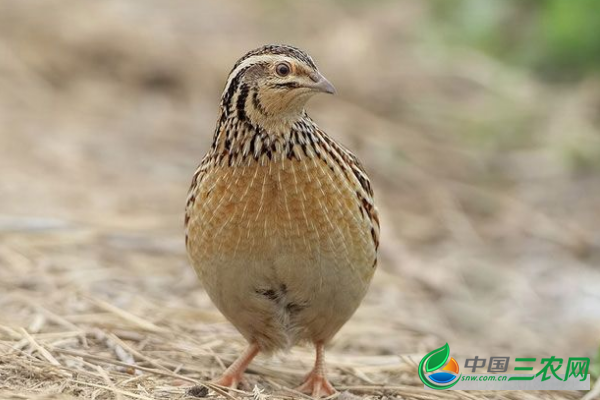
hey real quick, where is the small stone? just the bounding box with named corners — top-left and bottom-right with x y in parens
top-left (186, 385), bottom-right (209, 398)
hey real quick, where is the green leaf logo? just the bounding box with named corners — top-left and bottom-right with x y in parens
top-left (425, 343), bottom-right (450, 372)
top-left (419, 343), bottom-right (460, 390)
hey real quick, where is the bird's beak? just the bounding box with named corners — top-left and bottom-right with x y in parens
top-left (310, 72), bottom-right (336, 95)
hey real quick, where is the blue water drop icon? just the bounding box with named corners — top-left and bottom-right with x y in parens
top-left (429, 372), bottom-right (457, 384)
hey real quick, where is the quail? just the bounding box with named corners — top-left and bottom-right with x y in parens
top-left (185, 44), bottom-right (379, 397)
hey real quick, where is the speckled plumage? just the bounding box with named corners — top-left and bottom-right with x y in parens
top-left (184, 44), bottom-right (379, 396)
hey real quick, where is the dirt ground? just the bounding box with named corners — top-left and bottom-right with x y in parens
top-left (1, 1), bottom-right (599, 399)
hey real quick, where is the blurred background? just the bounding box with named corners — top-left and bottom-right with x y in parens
top-left (1, 0), bottom-right (599, 398)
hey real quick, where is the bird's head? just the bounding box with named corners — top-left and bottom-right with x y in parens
top-left (220, 44), bottom-right (335, 130)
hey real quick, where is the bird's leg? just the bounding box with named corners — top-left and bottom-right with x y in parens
top-left (213, 343), bottom-right (260, 389)
top-left (295, 342), bottom-right (336, 397)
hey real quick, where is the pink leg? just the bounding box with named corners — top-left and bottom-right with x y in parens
top-left (295, 342), bottom-right (336, 397)
top-left (213, 343), bottom-right (260, 389)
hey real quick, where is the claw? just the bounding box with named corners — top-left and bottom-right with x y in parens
top-left (295, 342), bottom-right (336, 398)
top-left (213, 373), bottom-right (242, 389)
top-left (210, 343), bottom-right (259, 391)
top-left (295, 371), bottom-right (336, 397)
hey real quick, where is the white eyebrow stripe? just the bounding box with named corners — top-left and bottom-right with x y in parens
top-left (222, 54), bottom-right (298, 98)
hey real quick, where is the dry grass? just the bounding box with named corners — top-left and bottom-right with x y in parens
top-left (1, 0), bottom-right (599, 399)
top-left (0, 248), bottom-right (587, 400)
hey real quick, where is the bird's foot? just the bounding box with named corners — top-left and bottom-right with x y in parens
top-left (295, 371), bottom-right (336, 398)
top-left (210, 343), bottom-right (259, 391)
top-left (212, 372), bottom-right (246, 390)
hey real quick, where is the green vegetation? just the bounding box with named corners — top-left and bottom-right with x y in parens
top-left (432, 0), bottom-right (600, 81)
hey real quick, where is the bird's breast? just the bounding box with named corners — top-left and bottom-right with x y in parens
top-left (186, 154), bottom-right (376, 276)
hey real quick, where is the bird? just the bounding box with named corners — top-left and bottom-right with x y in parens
top-left (184, 44), bottom-right (379, 397)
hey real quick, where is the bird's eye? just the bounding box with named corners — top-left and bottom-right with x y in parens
top-left (275, 63), bottom-right (291, 77)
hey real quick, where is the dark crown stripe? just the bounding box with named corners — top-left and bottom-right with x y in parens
top-left (232, 44), bottom-right (317, 71)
